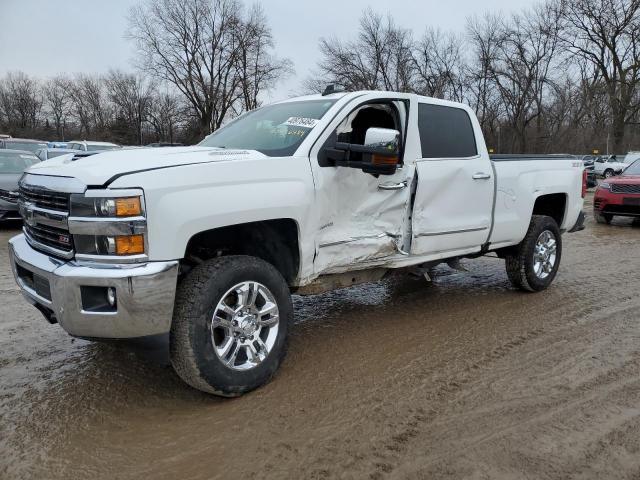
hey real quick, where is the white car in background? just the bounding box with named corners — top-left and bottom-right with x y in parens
top-left (66, 140), bottom-right (121, 152)
top-left (593, 155), bottom-right (634, 178)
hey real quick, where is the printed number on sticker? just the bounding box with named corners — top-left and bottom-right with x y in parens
top-left (282, 117), bottom-right (319, 128)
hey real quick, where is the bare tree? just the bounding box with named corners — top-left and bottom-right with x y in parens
top-left (147, 92), bottom-right (187, 142)
top-left (105, 70), bottom-right (155, 144)
top-left (43, 75), bottom-right (72, 140)
top-left (128, 0), bottom-right (289, 137)
top-left (234, 5), bottom-right (293, 111)
top-left (466, 14), bottom-right (505, 150)
top-left (467, 4), bottom-right (562, 152)
top-left (312, 9), bottom-right (414, 92)
top-left (0, 71), bottom-right (42, 134)
top-left (562, 0), bottom-right (640, 152)
top-left (411, 28), bottom-right (467, 102)
top-left (67, 74), bottom-right (110, 137)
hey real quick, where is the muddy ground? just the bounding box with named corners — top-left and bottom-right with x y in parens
top-left (1, 192), bottom-right (640, 479)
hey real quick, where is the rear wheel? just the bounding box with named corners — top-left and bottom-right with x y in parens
top-left (170, 255), bottom-right (292, 397)
top-left (505, 215), bottom-right (562, 292)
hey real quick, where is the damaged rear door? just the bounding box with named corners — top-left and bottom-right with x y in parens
top-left (411, 101), bottom-right (494, 256)
top-left (308, 94), bottom-right (417, 274)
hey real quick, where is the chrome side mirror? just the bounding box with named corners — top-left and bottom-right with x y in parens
top-left (364, 128), bottom-right (400, 154)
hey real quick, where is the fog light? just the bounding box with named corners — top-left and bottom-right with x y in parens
top-left (107, 287), bottom-right (117, 307)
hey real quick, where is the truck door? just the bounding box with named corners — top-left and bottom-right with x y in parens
top-left (410, 102), bottom-right (495, 256)
top-left (308, 95), bottom-right (417, 274)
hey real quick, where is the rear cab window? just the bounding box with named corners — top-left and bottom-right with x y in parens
top-left (417, 103), bottom-right (477, 159)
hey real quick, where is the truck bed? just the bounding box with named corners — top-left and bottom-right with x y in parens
top-left (490, 154), bottom-right (577, 162)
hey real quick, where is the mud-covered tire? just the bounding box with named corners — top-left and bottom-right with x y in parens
top-left (595, 212), bottom-right (612, 224)
top-left (505, 215), bottom-right (562, 292)
top-left (170, 255), bottom-right (292, 397)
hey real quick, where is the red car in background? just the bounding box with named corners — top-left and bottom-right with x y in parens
top-left (594, 160), bottom-right (640, 224)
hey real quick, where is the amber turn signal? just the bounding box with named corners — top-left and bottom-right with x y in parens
top-left (115, 234), bottom-right (145, 255)
top-left (115, 197), bottom-right (142, 217)
top-left (371, 154), bottom-right (399, 166)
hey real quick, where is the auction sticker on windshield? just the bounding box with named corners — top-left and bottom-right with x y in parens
top-left (282, 117), bottom-right (319, 128)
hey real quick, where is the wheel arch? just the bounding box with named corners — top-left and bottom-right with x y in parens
top-left (182, 219), bottom-right (301, 285)
top-left (531, 192), bottom-right (567, 228)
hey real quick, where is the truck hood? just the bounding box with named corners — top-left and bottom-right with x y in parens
top-left (25, 147), bottom-right (265, 186)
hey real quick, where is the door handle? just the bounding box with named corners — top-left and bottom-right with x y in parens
top-left (472, 172), bottom-right (492, 180)
top-left (378, 180), bottom-right (407, 191)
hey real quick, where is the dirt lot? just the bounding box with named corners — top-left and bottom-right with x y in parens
top-left (1, 193), bottom-right (640, 480)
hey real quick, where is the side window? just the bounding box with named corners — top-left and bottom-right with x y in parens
top-left (418, 103), bottom-right (477, 158)
top-left (319, 101), bottom-right (404, 167)
top-left (334, 103), bottom-right (400, 145)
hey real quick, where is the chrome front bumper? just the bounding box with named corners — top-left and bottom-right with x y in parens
top-left (8, 234), bottom-right (179, 339)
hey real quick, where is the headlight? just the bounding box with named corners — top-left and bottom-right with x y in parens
top-left (599, 182), bottom-right (611, 190)
top-left (69, 190), bottom-right (147, 260)
top-left (70, 195), bottom-right (143, 217)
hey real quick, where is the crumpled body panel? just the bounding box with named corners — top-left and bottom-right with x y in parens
top-left (312, 164), bottom-right (414, 274)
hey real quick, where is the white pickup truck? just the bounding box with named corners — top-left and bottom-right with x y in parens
top-left (9, 90), bottom-right (586, 396)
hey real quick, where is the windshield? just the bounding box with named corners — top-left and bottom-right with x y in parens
top-left (0, 151), bottom-right (39, 173)
top-left (86, 144), bottom-right (120, 151)
top-left (623, 160), bottom-right (640, 175)
top-left (199, 99), bottom-right (337, 156)
top-left (4, 141), bottom-right (47, 153)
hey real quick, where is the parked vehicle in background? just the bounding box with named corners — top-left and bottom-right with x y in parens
top-left (66, 140), bottom-right (120, 152)
top-left (47, 142), bottom-right (69, 149)
top-left (0, 150), bottom-right (39, 221)
top-left (35, 148), bottom-right (83, 162)
top-left (593, 155), bottom-right (632, 178)
top-left (0, 134), bottom-right (11, 139)
top-left (593, 160), bottom-right (640, 224)
top-left (147, 142), bottom-right (184, 147)
top-left (580, 155), bottom-right (596, 168)
top-left (0, 138), bottom-right (48, 154)
top-left (8, 90), bottom-right (586, 396)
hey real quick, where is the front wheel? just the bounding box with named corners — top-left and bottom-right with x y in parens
top-left (604, 169), bottom-right (614, 178)
top-left (170, 255), bottom-right (292, 397)
top-left (505, 215), bottom-right (562, 292)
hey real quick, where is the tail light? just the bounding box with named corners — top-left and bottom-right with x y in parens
top-left (582, 169), bottom-right (587, 198)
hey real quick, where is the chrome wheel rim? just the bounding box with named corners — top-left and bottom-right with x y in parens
top-left (210, 281), bottom-right (279, 371)
top-left (533, 230), bottom-right (557, 279)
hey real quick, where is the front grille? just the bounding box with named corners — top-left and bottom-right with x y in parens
top-left (611, 184), bottom-right (640, 194)
top-left (19, 185), bottom-right (70, 211)
top-left (19, 184), bottom-right (73, 258)
top-left (25, 223), bottom-right (72, 252)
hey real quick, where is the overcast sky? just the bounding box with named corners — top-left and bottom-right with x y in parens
top-left (0, 0), bottom-right (533, 101)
